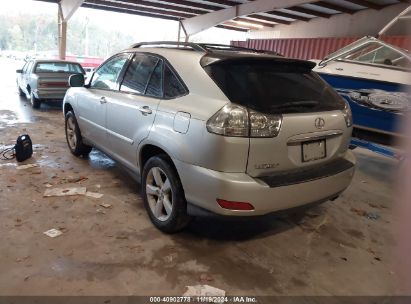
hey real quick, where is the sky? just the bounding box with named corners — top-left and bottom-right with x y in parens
top-left (0, 0), bottom-right (248, 44)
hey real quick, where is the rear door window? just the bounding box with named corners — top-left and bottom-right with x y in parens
top-left (204, 60), bottom-right (345, 114)
top-left (145, 60), bottom-right (163, 98)
top-left (120, 54), bottom-right (159, 95)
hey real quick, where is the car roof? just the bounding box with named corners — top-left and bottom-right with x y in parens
top-left (31, 59), bottom-right (81, 65)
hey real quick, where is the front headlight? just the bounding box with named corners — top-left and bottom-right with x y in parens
top-left (342, 102), bottom-right (353, 127)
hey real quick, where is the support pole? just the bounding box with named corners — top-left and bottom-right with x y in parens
top-left (178, 20), bottom-right (189, 43)
top-left (177, 21), bottom-right (181, 43)
top-left (58, 5), bottom-right (67, 60)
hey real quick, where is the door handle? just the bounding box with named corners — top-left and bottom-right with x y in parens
top-left (139, 106), bottom-right (152, 115)
top-left (100, 96), bottom-right (107, 104)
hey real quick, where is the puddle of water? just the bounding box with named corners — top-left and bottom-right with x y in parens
top-left (0, 162), bottom-right (17, 168)
top-left (88, 150), bottom-right (116, 170)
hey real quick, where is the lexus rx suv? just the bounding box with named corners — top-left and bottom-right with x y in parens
top-left (63, 42), bottom-right (355, 233)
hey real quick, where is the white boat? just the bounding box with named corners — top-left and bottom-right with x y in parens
top-left (313, 6), bottom-right (411, 144)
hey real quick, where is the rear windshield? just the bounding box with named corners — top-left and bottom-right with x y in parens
top-left (34, 62), bottom-right (84, 74)
top-left (204, 61), bottom-right (345, 114)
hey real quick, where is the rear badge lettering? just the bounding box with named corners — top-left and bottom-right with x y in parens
top-left (255, 163), bottom-right (279, 169)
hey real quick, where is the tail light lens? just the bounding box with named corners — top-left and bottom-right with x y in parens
top-left (249, 110), bottom-right (282, 137)
top-left (217, 199), bottom-right (254, 211)
top-left (206, 104), bottom-right (249, 137)
top-left (342, 102), bottom-right (352, 127)
top-left (206, 104), bottom-right (282, 138)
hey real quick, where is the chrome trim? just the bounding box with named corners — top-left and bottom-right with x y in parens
top-left (287, 130), bottom-right (343, 144)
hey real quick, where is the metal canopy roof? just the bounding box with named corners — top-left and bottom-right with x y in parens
top-left (35, 0), bottom-right (408, 32)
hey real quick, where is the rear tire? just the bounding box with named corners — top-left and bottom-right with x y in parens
top-left (65, 111), bottom-right (92, 157)
top-left (30, 92), bottom-right (41, 109)
top-left (142, 155), bottom-right (191, 233)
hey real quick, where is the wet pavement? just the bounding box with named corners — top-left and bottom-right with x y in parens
top-left (0, 57), bottom-right (406, 296)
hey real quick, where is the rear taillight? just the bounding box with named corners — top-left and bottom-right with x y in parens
top-left (206, 104), bottom-right (282, 138)
top-left (342, 102), bottom-right (352, 127)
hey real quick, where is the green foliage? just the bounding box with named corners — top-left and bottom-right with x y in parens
top-left (0, 12), bottom-right (134, 57)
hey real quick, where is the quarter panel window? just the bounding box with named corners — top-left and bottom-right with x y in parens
top-left (164, 65), bottom-right (186, 98)
top-left (120, 54), bottom-right (159, 95)
top-left (91, 54), bottom-right (129, 90)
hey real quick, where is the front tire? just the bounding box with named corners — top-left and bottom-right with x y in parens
top-left (65, 111), bottom-right (92, 157)
top-left (142, 155), bottom-right (191, 233)
top-left (17, 85), bottom-right (25, 97)
top-left (30, 92), bottom-right (41, 109)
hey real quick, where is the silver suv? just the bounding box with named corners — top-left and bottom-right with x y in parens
top-left (63, 42), bottom-right (355, 233)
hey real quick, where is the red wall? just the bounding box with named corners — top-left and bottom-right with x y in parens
top-left (231, 36), bottom-right (411, 60)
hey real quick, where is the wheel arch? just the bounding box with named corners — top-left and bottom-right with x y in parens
top-left (64, 103), bottom-right (74, 115)
top-left (139, 144), bottom-right (179, 177)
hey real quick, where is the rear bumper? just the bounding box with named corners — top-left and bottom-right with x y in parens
top-left (34, 88), bottom-right (67, 100)
top-left (174, 151), bottom-right (355, 216)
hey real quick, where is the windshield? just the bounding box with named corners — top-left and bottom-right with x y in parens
top-left (34, 62), bottom-right (84, 73)
top-left (339, 42), bottom-right (411, 69)
top-left (204, 61), bottom-right (345, 114)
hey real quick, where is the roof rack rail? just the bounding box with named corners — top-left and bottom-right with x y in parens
top-left (129, 41), bottom-right (282, 56)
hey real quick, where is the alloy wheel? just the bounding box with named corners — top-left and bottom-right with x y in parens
top-left (146, 167), bottom-right (173, 221)
top-left (66, 116), bottom-right (77, 150)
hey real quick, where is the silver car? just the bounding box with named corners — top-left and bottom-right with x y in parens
top-left (16, 59), bottom-right (85, 108)
top-left (63, 42), bottom-right (355, 233)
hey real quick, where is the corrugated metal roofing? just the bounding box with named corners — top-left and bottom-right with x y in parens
top-left (34, 0), bottom-right (407, 32)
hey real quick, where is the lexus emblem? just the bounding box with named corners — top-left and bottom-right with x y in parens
top-left (315, 117), bottom-right (325, 129)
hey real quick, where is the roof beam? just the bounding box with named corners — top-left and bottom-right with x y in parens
top-left (342, 0), bottom-right (385, 10)
top-left (264, 11), bottom-right (311, 21)
top-left (181, 0), bottom-right (316, 36)
top-left (200, 0), bottom-right (238, 6)
top-left (81, 3), bottom-right (180, 20)
top-left (248, 14), bottom-right (292, 24)
top-left (84, 0), bottom-right (195, 18)
top-left (311, 1), bottom-right (356, 14)
top-left (111, 0), bottom-right (207, 15)
top-left (234, 17), bottom-right (275, 27)
top-left (217, 24), bottom-right (249, 32)
top-left (285, 6), bottom-right (332, 18)
top-left (145, 0), bottom-right (220, 11)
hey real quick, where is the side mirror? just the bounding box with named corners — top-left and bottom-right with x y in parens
top-left (69, 74), bottom-right (85, 87)
top-left (16, 69), bottom-right (23, 73)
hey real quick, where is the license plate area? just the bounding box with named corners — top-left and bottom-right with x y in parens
top-left (302, 139), bottom-right (326, 162)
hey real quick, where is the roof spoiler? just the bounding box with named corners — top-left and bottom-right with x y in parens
top-left (201, 55), bottom-right (316, 70)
